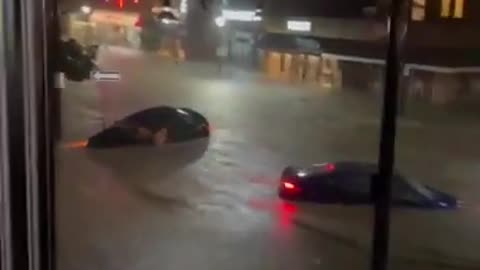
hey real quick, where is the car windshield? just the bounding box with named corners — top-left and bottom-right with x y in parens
top-left (391, 176), bottom-right (432, 203)
top-left (51, 0), bottom-right (473, 269)
top-left (176, 108), bottom-right (194, 124)
top-left (403, 177), bottom-right (434, 199)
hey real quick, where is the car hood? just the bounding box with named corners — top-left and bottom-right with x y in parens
top-left (425, 186), bottom-right (459, 209)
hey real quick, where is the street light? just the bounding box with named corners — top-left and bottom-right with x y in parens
top-left (253, 15), bottom-right (262, 21)
top-left (215, 16), bottom-right (226, 27)
top-left (222, 10), bottom-right (256, 21)
top-left (180, 0), bottom-right (188, 13)
top-left (80, 5), bottom-right (92, 14)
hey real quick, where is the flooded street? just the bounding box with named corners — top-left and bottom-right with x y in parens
top-left (56, 46), bottom-right (480, 270)
top-left (2, 0), bottom-right (480, 269)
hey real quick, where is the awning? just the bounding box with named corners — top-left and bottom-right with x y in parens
top-left (257, 32), bottom-right (480, 69)
top-left (256, 33), bottom-right (385, 58)
top-left (256, 33), bottom-right (322, 55)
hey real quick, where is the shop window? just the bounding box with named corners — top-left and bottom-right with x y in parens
top-left (280, 53), bottom-right (285, 72)
top-left (441, 0), bottom-right (451, 17)
top-left (441, 0), bottom-right (464, 18)
top-left (412, 0), bottom-right (426, 21)
top-left (453, 0), bottom-right (464, 18)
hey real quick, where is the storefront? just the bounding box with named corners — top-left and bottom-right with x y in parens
top-left (257, 33), bottom-right (321, 82)
top-left (256, 32), bottom-right (384, 90)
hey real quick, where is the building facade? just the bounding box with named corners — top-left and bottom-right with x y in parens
top-left (403, 0), bottom-right (480, 104)
top-left (258, 0), bottom-right (480, 105)
top-left (258, 0), bottom-right (385, 92)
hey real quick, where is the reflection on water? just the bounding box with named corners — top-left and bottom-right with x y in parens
top-left (56, 2), bottom-right (480, 267)
top-left (86, 138), bottom-right (209, 182)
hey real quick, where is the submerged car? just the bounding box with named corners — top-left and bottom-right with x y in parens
top-left (278, 162), bottom-right (459, 209)
top-left (87, 106), bottom-right (210, 148)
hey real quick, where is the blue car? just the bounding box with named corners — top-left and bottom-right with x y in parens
top-left (278, 162), bottom-right (459, 209)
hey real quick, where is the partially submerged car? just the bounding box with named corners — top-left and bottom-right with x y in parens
top-left (87, 106), bottom-right (210, 148)
top-left (278, 162), bottom-right (459, 209)
top-left (67, 106), bottom-right (211, 179)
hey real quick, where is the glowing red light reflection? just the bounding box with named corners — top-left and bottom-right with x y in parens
top-left (280, 201), bottom-right (297, 214)
top-left (276, 201), bottom-right (298, 236)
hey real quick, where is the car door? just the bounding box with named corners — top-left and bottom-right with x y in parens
top-left (302, 173), bottom-right (342, 203)
top-left (333, 171), bottom-right (372, 205)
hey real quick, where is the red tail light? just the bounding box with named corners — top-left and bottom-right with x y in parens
top-left (279, 177), bottom-right (302, 199)
top-left (283, 182), bottom-right (296, 190)
top-left (325, 163), bottom-right (336, 172)
top-left (280, 179), bottom-right (301, 194)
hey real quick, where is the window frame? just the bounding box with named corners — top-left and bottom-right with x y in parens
top-left (1, 0), bottom-right (57, 270)
top-left (2, 0), bottom-right (406, 270)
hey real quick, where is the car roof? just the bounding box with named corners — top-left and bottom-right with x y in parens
top-left (335, 161), bottom-right (376, 171)
top-left (307, 161), bottom-right (403, 178)
top-left (307, 161), bottom-right (374, 174)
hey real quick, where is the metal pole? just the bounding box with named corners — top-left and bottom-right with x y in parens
top-left (371, 0), bottom-right (403, 269)
top-left (1, 0), bottom-right (30, 269)
top-left (41, 0), bottom-right (59, 269)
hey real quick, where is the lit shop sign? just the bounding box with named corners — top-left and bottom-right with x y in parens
top-left (287, 20), bottom-right (312, 32)
top-left (221, 9), bottom-right (262, 22)
top-left (180, 0), bottom-right (188, 13)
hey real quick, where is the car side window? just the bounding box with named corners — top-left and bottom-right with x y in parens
top-left (332, 172), bottom-right (370, 195)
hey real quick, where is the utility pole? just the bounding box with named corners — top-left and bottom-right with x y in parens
top-left (370, 0), bottom-right (406, 269)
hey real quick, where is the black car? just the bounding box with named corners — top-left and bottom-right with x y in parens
top-left (87, 106), bottom-right (210, 148)
top-left (278, 162), bottom-right (459, 210)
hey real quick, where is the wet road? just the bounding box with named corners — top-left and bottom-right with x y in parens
top-left (57, 46), bottom-right (480, 270)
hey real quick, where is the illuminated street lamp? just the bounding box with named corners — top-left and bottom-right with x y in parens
top-left (215, 16), bottom-right (226, 27)
top-left (253, 15), bottom-right (262, 21)
top-left (180, 0), bottom-right (188, 13)
top-left (80, 5), bottom-right (92, 14)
